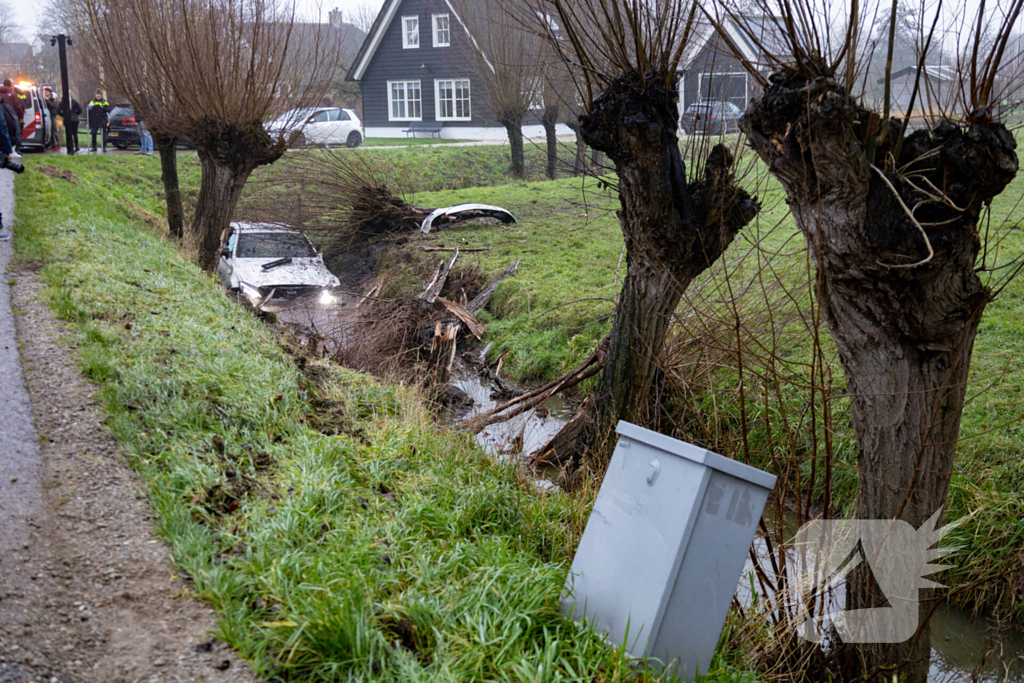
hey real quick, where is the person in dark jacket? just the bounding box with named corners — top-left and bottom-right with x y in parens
top-left (0, 80), bottom-right (24, 148)
top-left (87, 90), bottom-right (110, 152)
top-left (0, 108), bottom-right (13, 241)
top-left (0, 80), bottom-right (24, 120)
top-left (59, 96), bottom-right (82, 154)
top-left (2, 103), bottom-right (18, 152)
top-left (43, 89), bottom-right (60, 150)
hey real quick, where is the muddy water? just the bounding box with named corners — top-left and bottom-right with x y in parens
top-left (741, 532), bottom-right (1024, 681)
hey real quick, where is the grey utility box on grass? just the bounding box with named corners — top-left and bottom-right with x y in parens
top-left (563, 421), bottom-right (776, 680)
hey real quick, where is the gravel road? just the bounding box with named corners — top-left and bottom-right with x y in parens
top-left (0, 169), bottom-right (257, 683)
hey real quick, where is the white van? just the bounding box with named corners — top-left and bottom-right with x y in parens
top-left (13, 81), bottom-right (50, 152)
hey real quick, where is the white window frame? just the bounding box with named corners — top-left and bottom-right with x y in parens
top-left (434, 78), bottom-right (472, 121)
top-left (432, 13), bottom-right (451, 47)
top-left (402, 15), bottom-right (419, 49)
top-left (388, 80), bottom-right (422, 121)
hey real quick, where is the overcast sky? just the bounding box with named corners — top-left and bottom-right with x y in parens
top-left (10, 0), bottom-right (1010, 48)
top-left (9, 0), bottom-right (377, 41)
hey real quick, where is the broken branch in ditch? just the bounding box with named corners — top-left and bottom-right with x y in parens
top-left (457, 335), bottom-right (608, 434)
top-left (429, 321), bottom-right (461, 384)
top-left (418, 248), bottom-right (459, 303)
top-left (467, 259), bottom-right (519, 314)
top-left (437, 296), bottom-right (485, 339)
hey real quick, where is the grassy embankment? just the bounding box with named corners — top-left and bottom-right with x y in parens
top-left (14, 153), bottom-right (764, 680)
top-left (23, 138), bottom-right (1024, 628)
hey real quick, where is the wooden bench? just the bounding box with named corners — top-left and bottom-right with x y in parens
top-left (403, 121), bottom-right (444, 138)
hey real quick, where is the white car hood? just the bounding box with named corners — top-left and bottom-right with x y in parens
top-left (231, 258), bottom-right (340, 289)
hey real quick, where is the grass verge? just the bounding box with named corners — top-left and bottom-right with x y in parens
top-left (12, 157), bottom-right (759, 681)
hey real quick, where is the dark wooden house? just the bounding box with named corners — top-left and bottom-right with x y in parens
top-left (677, 17), bottom-right (774, 117)
top-left (346, 0), bottom-right (493, 138)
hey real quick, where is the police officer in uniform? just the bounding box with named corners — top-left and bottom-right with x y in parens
top-left (87, 90), bottom-right (111, 152)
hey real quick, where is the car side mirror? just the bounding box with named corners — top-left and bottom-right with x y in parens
top-left (221, 246), bottom-right (231, 258)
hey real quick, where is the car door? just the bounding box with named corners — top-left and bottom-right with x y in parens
top-left (216, 228), bottom-right (238, 287)
top-left (335, 109), bottom-right (353, 141)
top-left (324, 109), bottom-right (345, 144)
top-left (304, 110), bottom-right (331, 144)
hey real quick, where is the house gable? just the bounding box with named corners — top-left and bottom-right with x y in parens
top-left (349, 0), bottom-right (493, 130)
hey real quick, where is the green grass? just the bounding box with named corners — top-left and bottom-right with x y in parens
top-left (20, 133), bottom-right (1024, 631)
top-left (12, 154), bottom-right (761, 681)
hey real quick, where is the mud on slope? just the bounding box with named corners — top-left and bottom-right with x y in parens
top-left (0, 270), bottom-right (257, 683)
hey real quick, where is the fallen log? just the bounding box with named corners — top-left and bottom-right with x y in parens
top-left (437, 296), bottom-right (485, 339)
top-left (530, 397), bottom-right (593, 466)
top-left (457, 335), bottom-right (608, 434)
top-left (418, 248), bottom-right (459, 303)
top-left (355, 278), bottom-right (383, 308)
top-left (467, 259), bottom-right (519, 314)
top-left (429, 321), bottom-right (460, 384)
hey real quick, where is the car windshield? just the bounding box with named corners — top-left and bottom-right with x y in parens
top-left (110, 107), bottom-right (134, 120)
top-left (236, 232), bottom-right (316, 259)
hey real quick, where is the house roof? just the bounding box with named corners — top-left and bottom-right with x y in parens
top-left (681, 14), bottom-right (790, 74)
top-left (0, 43), bottom-right (31, 66)
top-left (345, 0), bottom-right (487, 82)
top-left (881, 64), bottom-right (957, 84)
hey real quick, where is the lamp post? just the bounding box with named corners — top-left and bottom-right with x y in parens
top-left (50, 34), bottom-right (74, 155)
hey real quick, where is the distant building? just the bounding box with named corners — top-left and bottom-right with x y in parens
top-left (0, 43), bottom-right (32, 76)
top-left (345, 0), bottom-right (570, 139)
top-left (677, 16), bottom-right (778, 117)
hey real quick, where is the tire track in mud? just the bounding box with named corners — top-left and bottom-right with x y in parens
top-left (0, 268), bottom-right (257, 683)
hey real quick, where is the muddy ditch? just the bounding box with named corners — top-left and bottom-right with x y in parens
top-left (241, 241), bottom-right (576, 489)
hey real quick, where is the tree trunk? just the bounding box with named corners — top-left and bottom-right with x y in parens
top-left (190, 122), bottom-right (284, 271)
top-left (742, 72), bottom-right (1018, 682)
top-left (501, 117), bottom-right (525, 179)
top-left (193, 153), bottom-right (255, 272)
top-left (570, 72), bottom-right (758, 460)
top-left (591, 148), bottom-right (606, 172)
top-left (153, 134), bottom-right (185, 240)
top-left (542, 106), bottom-right (559, 180)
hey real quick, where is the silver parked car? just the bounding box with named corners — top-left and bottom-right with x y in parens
top-left (217, 222), bottom-right (341, 310)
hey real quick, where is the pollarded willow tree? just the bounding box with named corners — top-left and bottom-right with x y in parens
top-left (714, 0), bottom-right (1024, 679)
top-left (523, 0), bottom-right (759, 462)
top-left (71, 0), bottom-right (187, 238)
top-left (451, 0), bottom-right (544, 178)
top-left (87, 0), bottom-right (343, 270)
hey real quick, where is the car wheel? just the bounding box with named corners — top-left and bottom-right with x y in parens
top-left (290, 132), bottom-right (307, 149)
top-left (346, 131), bottom-right (362, 148)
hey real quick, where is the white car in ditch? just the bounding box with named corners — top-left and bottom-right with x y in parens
top-left (217, 222), bottom-right (341, 310)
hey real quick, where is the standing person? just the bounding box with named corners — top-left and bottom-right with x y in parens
top-left (44, 89), bottom-right (60, 151)
top-left (59, 96), bottom-right (82, 154)
top-left (2, 102), bottom-right (18, 155)
top-left (135, 116), bottom-right (153, 156)
top-left (87, 90), bottom-right (110, 152)
top-left (0, 106), bottom-right (14, 241)
top-left (0, 79), bottom-right (24, 149)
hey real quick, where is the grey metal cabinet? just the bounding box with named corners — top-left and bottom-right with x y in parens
top-left (563, 421), bottom-right (776, 680)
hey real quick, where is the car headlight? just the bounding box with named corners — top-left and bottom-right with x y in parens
top-left (318, 288), bottom-right (338, 306)
top-left (239, 281), bottom-right (262, 306)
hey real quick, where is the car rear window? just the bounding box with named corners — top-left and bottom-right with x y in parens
top-left (236, 232), bottom-right (316, 259)
top-left (110, 107), bottom-right (134, 121)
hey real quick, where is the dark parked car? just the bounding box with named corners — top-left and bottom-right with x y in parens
top-left (105, 105), bottom-right (140, 149)
top-left (680, 101), bottom-right (743, 135)
top-left (105, 105), bottom-right (194, 150)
